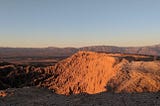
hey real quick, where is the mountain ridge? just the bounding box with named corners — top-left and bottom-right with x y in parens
top-left (0, 44), bottom-right (160, 57)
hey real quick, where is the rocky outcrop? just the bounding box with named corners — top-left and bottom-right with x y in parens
top-left (107, 61), bottom-right (160, 93)
top-left (41, 51), bottom-right (160, 95)
top-left (0, 65), bottom-right (54, 90)
top-left (0, 51), bottom-right (160, 95)
top-left (42, 51), bottom-right (120, 95)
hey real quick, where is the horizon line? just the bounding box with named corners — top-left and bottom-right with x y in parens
top-left (0, 43), bottom-right (159, 49)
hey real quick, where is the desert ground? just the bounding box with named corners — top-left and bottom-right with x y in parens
top-left (0, 51), bottom-right (160, 106)
top-left (0, 87), bottom-right (160, 106)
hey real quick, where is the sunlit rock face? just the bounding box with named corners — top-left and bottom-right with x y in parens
top-left (41, 51), bottom-right (160, 95)
top-left (0, 51), bottom-right (160, 95)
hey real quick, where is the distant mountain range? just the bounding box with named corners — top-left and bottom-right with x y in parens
top-left (0, 44), bottom-right (160, 57)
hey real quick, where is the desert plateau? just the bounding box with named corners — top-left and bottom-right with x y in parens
top-left (0, 50), bottom-right (160, 106)
top-left (1, 0), bottom-right (160, 105)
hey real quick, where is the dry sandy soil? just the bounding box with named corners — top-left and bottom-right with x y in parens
top-left (0, 87), bottom-right (160, 106)
top-left (0, 51), bottom-right (160, 106)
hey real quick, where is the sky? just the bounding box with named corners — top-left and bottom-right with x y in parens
top-left (0, 0), bottom-right (160, 47)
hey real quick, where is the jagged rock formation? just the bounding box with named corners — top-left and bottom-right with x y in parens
top-left (0, 64), bottom-right (54, 90)
top-left (41, 51), bottom-right (160, 95)
top-left (42, 51), bottom-right (120, 95)
top-left (0, 51), bottom-right (160, 95)
top-left (107, 61), bottom-right (160, 92)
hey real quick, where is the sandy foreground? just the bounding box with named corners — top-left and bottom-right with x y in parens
top-left (0, 87), bottom-right (159, 106)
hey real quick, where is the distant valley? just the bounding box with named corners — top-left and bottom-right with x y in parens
top-left (0, 44), bottom-right (160, 58)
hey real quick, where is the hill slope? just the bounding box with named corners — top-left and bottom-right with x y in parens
top-left (0, 51), bottom-right (160, 95)
top-left (41, 51), bottom-right (160, 95)
top-left (42, 51), bottom-right (119, 94)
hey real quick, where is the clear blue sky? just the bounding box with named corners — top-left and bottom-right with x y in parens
top-left (0, 0), bottom-right (160, 47)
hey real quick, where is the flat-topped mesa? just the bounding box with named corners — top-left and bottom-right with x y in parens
top-left (42, 51), bottom-right (120, 95)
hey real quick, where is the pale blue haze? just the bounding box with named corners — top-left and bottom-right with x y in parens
top-left (0, 0), bottom-right (160, 47)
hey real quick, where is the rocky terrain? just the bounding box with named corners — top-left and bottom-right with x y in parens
top-left (0, 87), bottom-right (159, 106)
top-left (0, 63), bottom-right (54, 90)
top-left (41, 51), bottom-right (160, 95)
top-left (0, 51), bottom-right (160, 105)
